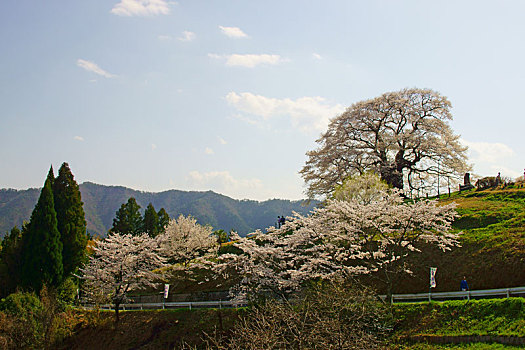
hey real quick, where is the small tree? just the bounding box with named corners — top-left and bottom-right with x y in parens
top-left (0, 226), bottom-right (24, 297)
top-left (110, 197), bottom-right (143, 235)
top-left (143, 203), bottom-right (159, 237)
top-left (157, 208), bottom-right (170, 234)
top-left (80, 233), bottom-right (165, 323)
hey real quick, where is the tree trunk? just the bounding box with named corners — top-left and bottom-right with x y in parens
top-left (114, 301), bottom-right (120, 324)
top-left (380, 165), bottom-right (404, 190)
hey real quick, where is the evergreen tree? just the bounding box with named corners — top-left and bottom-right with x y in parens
top-left (157, 207), bottom-right (170, 234)
top-left (53, 162), bottom-right (88, 278)
top-left (110, 197), bottom-right (143, 235)
top-left (143, 203), bottom-right (159, 237)
top-left (0, 226), bottom-right (24, 297)
top-left (22, 172), bottom-right (63, 292)
top-left (46, 165), bottom-right (55, 188)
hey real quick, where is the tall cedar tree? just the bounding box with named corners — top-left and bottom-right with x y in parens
top-left (110, 197), bottom-right (143, 235)
top-left (157, 208), bottom-right (170, 234)
top-left (0, 226), bottom-right (24, 297)
top-left (22, 168), bottom-right (63, 292)
top-left (53, 162), bottom-right (88, 277)
top-left (143, 203), bottom-right (159, 237)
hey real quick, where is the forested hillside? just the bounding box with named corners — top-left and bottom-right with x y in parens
top-left (0, 182), bottom-right (317, 238)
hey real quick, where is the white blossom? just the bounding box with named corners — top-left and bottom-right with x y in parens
top-left (213, 176), bottom-right (460, 298)
top-left (158, 214), bottom-right (218, 267)
top-left (80, 233), bottom-right (166, 314)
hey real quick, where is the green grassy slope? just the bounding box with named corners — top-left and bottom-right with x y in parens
top-left (368, 187), bottom-right (525, 294)
top-left (389, 298), bottom-right (525, 349)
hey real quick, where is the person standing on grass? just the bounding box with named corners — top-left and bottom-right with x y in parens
top-left (460, 276), bottom-right (469, 291)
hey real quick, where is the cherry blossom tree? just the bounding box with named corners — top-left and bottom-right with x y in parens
top-left (214, 175), bottom-right (459, 299)
top-left (80, 233), bottom-right (166, 323)
top-left (159, 214), bottom-right (218, 267)
top-left (300, 88), bottom-right (470, 198)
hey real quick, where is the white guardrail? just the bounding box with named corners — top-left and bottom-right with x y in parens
top-left (381, 286), bottom-right (525, 303)
top-left (84, 286), bottom-right (525, 310)
top-left (89, 299), bottom-right (248, 311)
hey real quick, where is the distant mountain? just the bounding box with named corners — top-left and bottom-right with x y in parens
top-left (0, 182), bottom-right (318, 238)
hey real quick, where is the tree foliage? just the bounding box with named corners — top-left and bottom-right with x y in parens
top-left (143, 203), bottom-right (160, 237)
top-left (0, 226), bottom-right (24, 297)
top-left (21, 173), bottom-right (63, 292)
top-left (110, 197), bottom-right (143, 235)
top-left (300, 88), bottom-right (469, 198)
top-left (159, 214), bottom-right (218, 267)
top-left (213, 229), bottom-right (229, 244)
top-left (156, 207), bottom-right (170, 234)
top-left (214, 175), bottom-right (459, 299)
top-left (53, 162), bottom-right (88, 277)
top-left (80, 233), bottom-right (165, 322)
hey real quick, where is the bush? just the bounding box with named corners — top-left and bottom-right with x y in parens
top-left (0, 292), bottom-right (44, 349)
top-left (0, 287), bottom-right (81, 349)
top-left (57, 277), bottom-right (78, 306)
top-left (206, 281), bottom-right (391, 350)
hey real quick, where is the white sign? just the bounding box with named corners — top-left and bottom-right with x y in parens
top-left (430, 267), bottom-right (437, 288)
top-left (164, 284), bottom-right (170, 299)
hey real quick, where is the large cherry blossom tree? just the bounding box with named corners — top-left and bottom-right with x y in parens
top-left (300, 88), bottom-right (470, 198)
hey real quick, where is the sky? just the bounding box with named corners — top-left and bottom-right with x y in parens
top-left (1, 1), bottom-right (524, 201)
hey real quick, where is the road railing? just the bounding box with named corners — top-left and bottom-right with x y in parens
top-left (83, 299), bottom-right (248, 311)
top-left (381, 286), bottom-right (525, 303)
top-left (81, 286), bottom-right (525, 310)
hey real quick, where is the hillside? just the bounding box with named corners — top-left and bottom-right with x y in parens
top-left (0, 182), bottom-right (318, 238)
top-left (384, 187), bottom-right (525, 294)
top-left (54, 299), bottom-right (525, 349)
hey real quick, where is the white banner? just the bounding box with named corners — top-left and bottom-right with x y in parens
top-left (164, 284), bottom-right (170, 299)
top-left (430, 267), bottom-right (437, 288)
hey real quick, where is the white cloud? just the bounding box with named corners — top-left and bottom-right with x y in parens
top-left (74, 136), bottom-right (84, 141)
top-left (77, 59), bottom-right (116, 78)
top-left (218, 137), bottom-right (227, 145)
top-left (226, 92), bottom-right (345, 133)
top-left (209, 54), bottom-right (288, 68)
top-left (111, 0), bottom-right (170, 16)
top-left (312, 53), bottom-right (323, 60)
top-left (461, 139), bottom-right (514, 163)
top-left (461, 139), bottom-right (521, 178)
top-left (187, 170), bottom-right (265, 199)
top-left (491, 165), bottom-right (520, 178)
top-left (205, 147), bottom-right (214, 155)
top-left (178, 31), bottom-right (196, 42)
top-left (219, 26), bottom-right (248, 38)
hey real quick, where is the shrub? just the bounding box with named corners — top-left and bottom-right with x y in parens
top-left (0, 292), bottom-right (44, 348)
top-left (206, 281), bottom-right (391, 349)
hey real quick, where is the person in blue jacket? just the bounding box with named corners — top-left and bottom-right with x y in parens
top-left (460, 276), bottom-right (469, 291)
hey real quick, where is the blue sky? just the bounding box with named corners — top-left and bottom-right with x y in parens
top-left (1, 1), bottom-right (524, 200)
